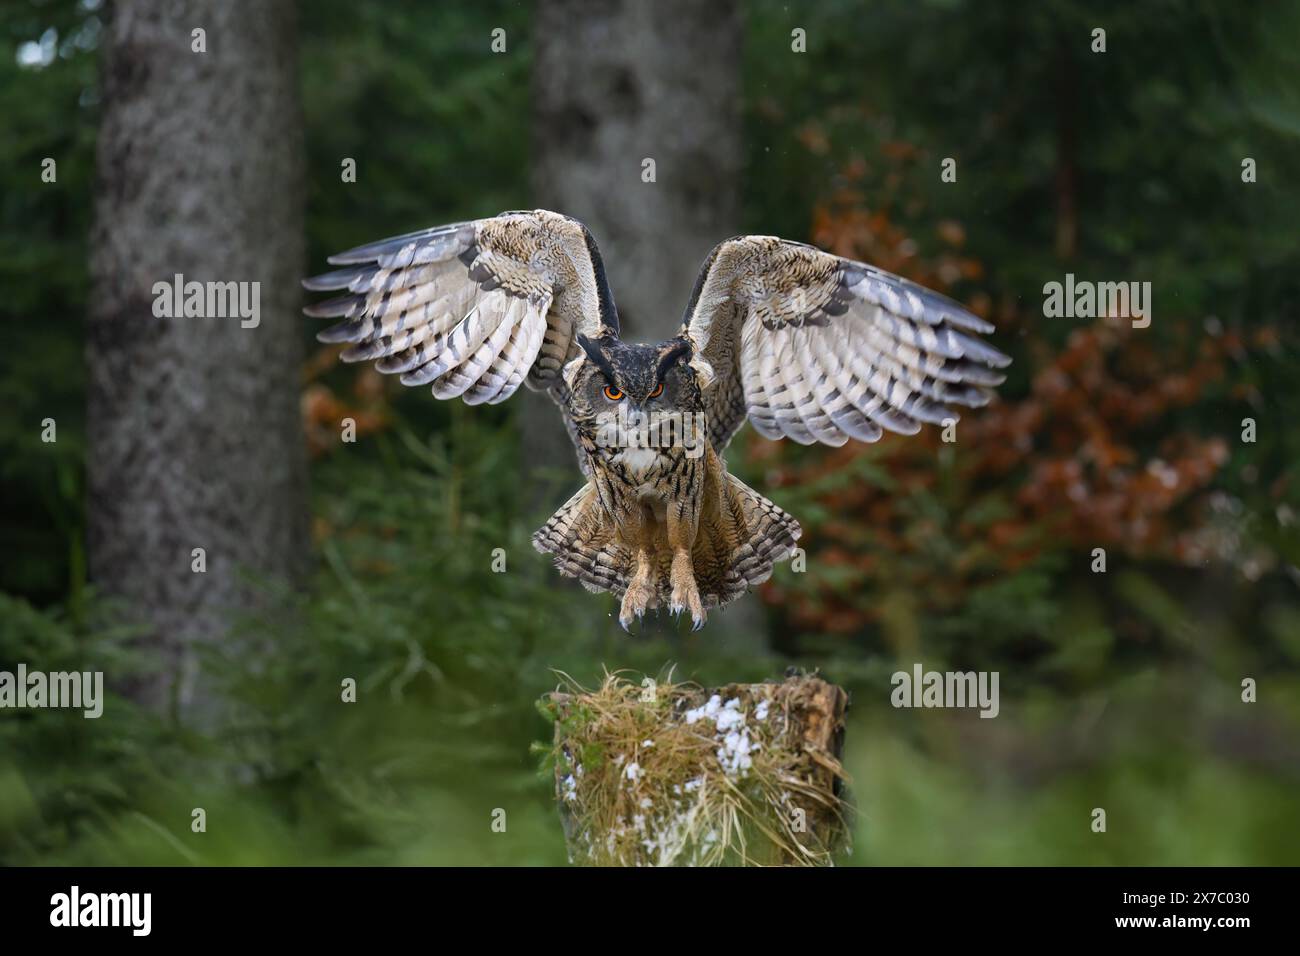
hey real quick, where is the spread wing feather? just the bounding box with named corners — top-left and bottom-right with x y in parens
top-left (680, 237), bottom-right (1010, 450)
top-left (303, 210), bottom-right (618, 408)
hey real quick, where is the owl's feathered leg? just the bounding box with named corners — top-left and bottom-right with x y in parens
top-left (618, 546), bottom-right (655, 631)
top-left (666, 500), bottom-right (706, 630)
top-left (674, 448), bottom-right (803, 616)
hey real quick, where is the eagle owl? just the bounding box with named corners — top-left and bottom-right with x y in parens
top-left (304, 210), bottom-right (1009, 629)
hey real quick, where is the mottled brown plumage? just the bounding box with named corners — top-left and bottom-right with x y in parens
top-left (304, 209), bottom-right (1010, 629)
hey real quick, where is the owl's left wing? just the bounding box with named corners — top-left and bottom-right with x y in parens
top-left (680, 237), bottom-right (1010, 450)
top-left (304, 209), bottom-right (618, 406)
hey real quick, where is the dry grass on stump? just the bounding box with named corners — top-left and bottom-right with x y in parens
top-left (539, 671), bottom-right (851, 866)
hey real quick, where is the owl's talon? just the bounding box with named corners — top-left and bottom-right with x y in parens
top-left (619, 576), bottom-right (653, 632)
top-left (670, 585), bottom-right (706, 631)
top-left (669, 546), bottom-right (706, 632)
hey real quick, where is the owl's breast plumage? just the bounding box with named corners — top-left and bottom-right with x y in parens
top-left (588, 442), bottom-right (706, 516)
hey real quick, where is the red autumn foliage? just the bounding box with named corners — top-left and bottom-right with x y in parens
top-left (301, 345), bottom-right (392, 458)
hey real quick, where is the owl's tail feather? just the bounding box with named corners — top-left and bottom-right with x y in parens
top-left (532, 472), bottom-right (802, 612)
top-left (532, 483), bottom-right (631, 596)
top-left (689, 473), bottom-right (802, 608)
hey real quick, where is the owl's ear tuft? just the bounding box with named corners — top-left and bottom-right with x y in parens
top-left (655, 337), bottom-right (692, 383)
top-left (575, 333), bottom-right (618, 382)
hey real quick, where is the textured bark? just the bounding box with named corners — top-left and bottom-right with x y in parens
top-left (524, 1), bottom-right (764, 649)
top-left (531, 0), bottom-right (743, 340)
top-left (523, 0), bottom-right (744, 521)
top-left (87, 0), bottom-right (308, 719)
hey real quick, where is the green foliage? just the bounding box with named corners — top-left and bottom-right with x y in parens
top-left (0, 0), bottom-right (98, 603)
top-left (300, 1), bottom-right (533, 259)
top-left (0, 417), bottom-right (784, 865)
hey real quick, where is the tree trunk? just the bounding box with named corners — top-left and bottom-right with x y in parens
top-left (520, 0), bottom-right (743, 502)
top-left (525, 1), bottom-right (764, 651)
top-left (87, 0), bottom-right (309, 721)
top-left (523, 0), bottom-right (744, 521)
top-left (532, 0), bottom-right (743, 341)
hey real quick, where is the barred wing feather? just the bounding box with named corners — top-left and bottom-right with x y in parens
top-left (680, 237), bottom-right (1010, 451)
top-left (303, 209), bottom-right (618, 406)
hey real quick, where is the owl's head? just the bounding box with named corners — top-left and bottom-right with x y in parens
top-left (563, 333), bottom-right (702, 441)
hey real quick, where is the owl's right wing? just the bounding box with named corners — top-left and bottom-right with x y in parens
top-left (303, 209), bottom-right (619, 406)
top-left (680, 236), bottom-right (1011, 451)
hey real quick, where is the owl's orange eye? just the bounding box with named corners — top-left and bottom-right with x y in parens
top-left (648, 382), bottom-right (664, 399)
top-left (603, 385), bottom-right (624, 401)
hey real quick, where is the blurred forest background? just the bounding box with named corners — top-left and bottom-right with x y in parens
top-left (2, 0), bottom-right (1298, 865)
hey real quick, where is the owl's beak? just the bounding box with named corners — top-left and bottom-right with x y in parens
top-left (623, 404), bottom-right (649, 447)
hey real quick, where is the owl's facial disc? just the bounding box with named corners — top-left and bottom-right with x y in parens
top-left (577, 337), bottom-right (702, 462)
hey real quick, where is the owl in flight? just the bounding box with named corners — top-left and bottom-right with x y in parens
top-left (304, 210), bottom-right (1009, 630)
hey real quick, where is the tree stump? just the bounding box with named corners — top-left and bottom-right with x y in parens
top-left (540, 672), bottom-right (850, 866)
